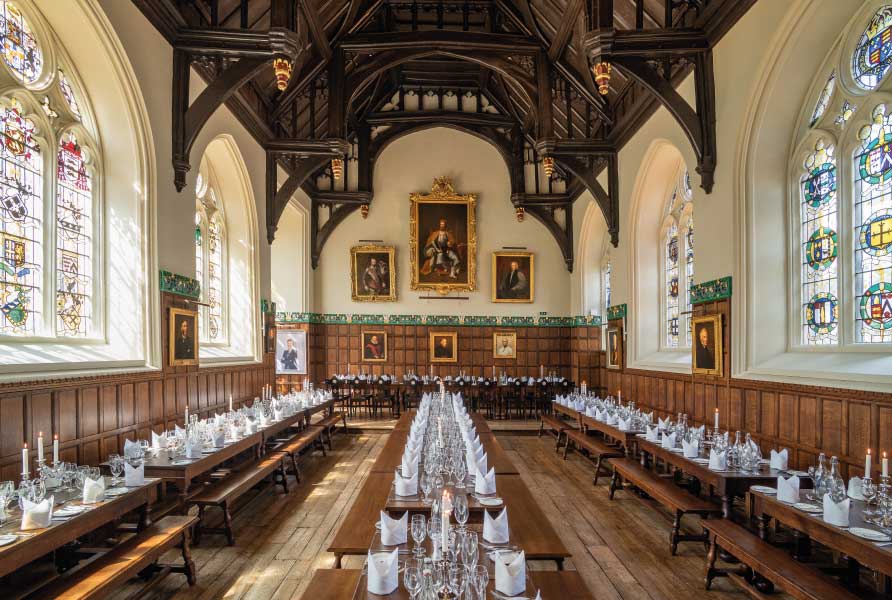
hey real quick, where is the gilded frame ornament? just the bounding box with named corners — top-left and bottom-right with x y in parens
top-left (691, 314), bottom-right (723, 376)
top-left (410, 177), bottom-right (477, 294)
top-left (491, 251), bottom-right (534, 303)
top-left (429, 331), bottom-right (458, 363)
top-left (492, 330), bottom-right (517, 359)
top-left (350, 244), bottom-right (397, 302)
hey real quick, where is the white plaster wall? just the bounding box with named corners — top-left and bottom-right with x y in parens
top-left (271, 200), bottom-right (309, 312)
top-left (313, 127), bottom-right (572, 315)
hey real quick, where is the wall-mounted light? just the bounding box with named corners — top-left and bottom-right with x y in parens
top-left (273, 57), bottom-right (293, 91)
top-left (331, 157), bottom-right (344, 180)
top-left (360, 204), bottom-right (369, 219)
top-left (593, 61), bottom-right (611, 96)
top-left (515, 206), bottom-right (525, 222)
top-left (542, 156), bottom-right (554, 178)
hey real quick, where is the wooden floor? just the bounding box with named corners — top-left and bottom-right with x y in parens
top-left (109, 431), bottom-right (755, 600)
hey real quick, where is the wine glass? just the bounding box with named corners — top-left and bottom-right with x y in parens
top-left (453, 494), bottom-right (469, 531)
top-left (462, 530), bottom-right (478, 569)
top-left (473, 564), bottom-right (489, 599)
top-left (411, 514), bottom-right (426, 557)
top-left (447, 564), bottom-right (463, 597)
top-left (420, 471), bottom-right (433, 504)
top-left (403, 564), bottom-right (421, 600)
top-left (108, 455), bottom-right (123, 486)
top-left (863, 478), bottom-right (877, 517)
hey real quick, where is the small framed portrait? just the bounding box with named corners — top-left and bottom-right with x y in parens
top-left (429, 331), bottom-right (458, 363)
top-left (362, 330), bottom-right (388, 362)
top-left (692, 314), bottom-right (723, 376)
top-left (351, 245), bottom-right (396, 302)
top-left (169, 308), bottom-right (199, 366)
top-left (264, 311), bottom-right (276, 354)
top-left (606, 326), bottom-right (623, 370)
top-left (276, 329), bottom-right (307, 375)
top-left (492, 331), bottom-right (517, 359)
top-left (492, 252), bottom-right (534, 303)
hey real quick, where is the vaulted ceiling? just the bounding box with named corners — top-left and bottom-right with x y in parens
top-left (134, 0), bottom-right (755, 271)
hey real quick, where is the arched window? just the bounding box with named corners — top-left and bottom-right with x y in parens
top-left (602, 256), bottom-right (612, 315)
top-left (0, 2), bottom-right (99, 340)
top-left (195, 182), bottom-right (227, 345)
top-left (660, 171), bottom-right (694, 349)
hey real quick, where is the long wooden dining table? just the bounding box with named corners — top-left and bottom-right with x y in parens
top-left (0, 477), bottom-right (162, 578)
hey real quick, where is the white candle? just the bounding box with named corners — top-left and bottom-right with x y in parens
top-left (53, 434), bottom-right (59, 465)
top-left (22, 443), bottom-right (28, 477)
top-left (37, 432), bottom-right (44, 462)
top-left (229, 394), bottom-right (233, 412)
top-left (492, 365), bottom-right (495, 378)
top-left (185, 405), bottom-right (189, 424)
top-left (883, 452), bottom-right (889, 478)
top-left (618, 389), bottom-right (622, 403)
top-left (866, 449), bottom-right (872, 477)
top-left (441, 491), bottom-right (451, 554)
top-left (540, 365), bottom-right (544, 378)
top-left (714, 408), bottom-right (720, 430)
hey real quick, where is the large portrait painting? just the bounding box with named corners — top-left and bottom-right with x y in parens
top-left (606, 326), bottom-right (622, 370)
top-left (692, 314), bottom-right (723, 376)
top-left (276, 329), bottom-right (307, 375)
top-left (492, 252), bottom-right (534, 303)
top-left (169, 308), bottom-right (199, 366)
top-left (351, 245), bottom-right (396, 302)
top-left (429, 331), bottom-right (458, 363)
top-left (410, 177), bottom-right (477, 294)
top-left (361, 330), bottom-right (387, 362)
top-left (493, 331), bottom-right (517, 359)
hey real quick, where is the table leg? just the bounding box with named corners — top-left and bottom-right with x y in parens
top-left (138, 502), bottom-right (151, 531)
top-left (721, 494), bottom-right (733, 519)
top-left (791, 531), bottom-right (811, 561)
top-left (756, 514), bottom-right (770, 540)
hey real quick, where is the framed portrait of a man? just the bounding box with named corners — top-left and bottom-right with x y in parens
top-left (276, 329), bottom-right (307, 375)
top-left (492, 331), bottom-right (517, 359)
top-left (351, 245), bottom-right (396, 302)
top-left (692, 314), bottom-right (723, 376)
top-left (169, 308), bottom-right (199, 366)
top-left (492, 252), bottom-right (533, 303)
top-left (430, 331), bottom-right (458, 363)
top-left (361, 330), bottom-right (387, 362)
top-left (606, 326), bottom-right (622, 370)
top-left (410, 177), bottom-right (477, 294)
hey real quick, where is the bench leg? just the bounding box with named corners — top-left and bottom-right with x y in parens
top-left (182, 530), bottom-right (197, 586)
top-left (563, 439), bottom-right (571, 459)
top-left (278, 463), bottom-right (289, 494)
top-left (609, 469), bottom-right (620, 500)
top-left (705, 535), bottom-right (718, 590)
top-left (670, 510), bottom-right (683, 556)
top-left (593, 456), bottom-right (603, 486)
top-left (538, 422), bottom-right (544, 437)
top-left (223, 502), bottom-right (235, 546)
top-left (291, 454), bottom-right (301, 483)
top-left (554, 431), bottom-right (563, 452)
top-left (194, 506), bottom-right (205, 545)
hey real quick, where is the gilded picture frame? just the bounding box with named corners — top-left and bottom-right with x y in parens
top-left (410, 177), bottom-right (477, 294)
top-left (361, 330), bottom-right (388, 363)
top-left (492, 331), bottom-right (517, 359)
top-left (429, 331), bottom-right (458, 363)
top-left (691, 314), bottom-right (723, 376)
top-left (169, 307), bottom-right (199, 366)
top-left (606, 326), bottom-right (622, 370)
top-left (351, 245), bottom-right (396, 302)
top-left (492, 252), bottom-right (534, 303)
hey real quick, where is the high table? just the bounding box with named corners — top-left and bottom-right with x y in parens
top-left (751, 489), bottom-right (892, 578)
top-left (0, 477), bottom-right (162, 578)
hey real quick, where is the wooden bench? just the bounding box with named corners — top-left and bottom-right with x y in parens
top-left (702, 519), bottom-right (862, 600)
top-left (190, 453), bottom-right (289, 545)
top-left (539, 413), bottom-right (574, 451)
top-left (316, 411), bottom-right (346, 449)
top-left (610, 457), bottom-right (721, 554)
top-left (29, 515), bottom-right (197, 599)
top-left (562, 429), bottom-right (623, 485)
top-left (269, 424), bottom-right (326, 481)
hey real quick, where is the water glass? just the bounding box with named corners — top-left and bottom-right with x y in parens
top-left (462, 530), bottom-right (478, 569)
top-left (473, 564), bottom-right (489, 599)
top-left (411, 514), bottom-right (426, 557)
top-left (862, 477), bottom-right (877, 517)
top-left (403, 563), bottom-right (421, 600)
top-left (109, 455), bottom-right (124, 485)
top-left (453, 493), bottom-right (469, 530)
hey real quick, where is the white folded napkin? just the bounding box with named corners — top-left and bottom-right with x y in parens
top-left (175, 425), bottom-right (185, 437)
top-left (401, 454), bottom-right (418, 477)
top-left (403, 447), bottom-right (420, 467)
top-left (124, 462), bottom-right (145, 486)
top-left (822, 493), bottom-right (850, 527)
top-left (82, 476), bottom-right (106, 504)
top-left (483, 507), bottom-right (509, 543)
top-left (618, 417), bottom-right (632, 431)
top-left (246, 419), bottom-right (258, 434)
top-left (770, 448), bottom-right (788, 471)
top-left (229, 424), bottom-right (241, 439)
top-left (708, 449), bottom-right (727, 471)
top-left (213, 429), bottom-right (226, 448)
top-left (494, 549), bottom-right (526, 597)
top-left (847, 477), bottom-right (864, 500)
top-left (366, 548), bottom-right (399, 595)
top-left (475, 453), bottom-right (488, 475)
top-left (379, 510), bottom-right (407, 545)
top-left (123, 438), bottom-right (142, 459)
top-left (645, 425), bottom-right (659, 443)
top-left (151, 431), bottom-right (164, 451)
top-left (185, 439), bottom-right (202, 459)
top-left (777, 474), bottom-right (799, 504)
top-left (658, 417), bottom-right (669, 429)
top-left (595, 408), bottom-right (606, 421)
top-left (661, 432), bottom-right (677, 449)
top-left (475, 467), bottom-right (496, 495)
top-left (585, 406), bottom-right (597, 418)
top-left (606, 413), bottom-right (619, 426)
top-left (214, 413), bottom-right (224, 427)
top-left (273, 409), bottom-right (283, 421)
top-left (259, 414), bottom-right (269, 428)
top-left (682, 438), bottom-right (699, 458)
top-left (20, 496), bottom-right (54, 530)
top-left (534, 591), bottom-right (542, 600)
top-left (395, 471), bottom-right (418, 497)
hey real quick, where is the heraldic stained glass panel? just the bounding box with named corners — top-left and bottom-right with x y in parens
top-left (0, 99), bottom-right (41, 335)
top-left (665, 222), bottom-right (680, 348)
top-left (207, 216), bottom-right (223, 342)
top-left (685, 218), bottom-right (694, 347)
top-left (194, 209), bottom-right (203, 300)
top-left (0, 1), bottom-right (41, 83)
top-left (810, 72), bottom-right (836, 127)
top-left (801, 139), bottom-right (838, 345)
top-left (604, 259), bottom-right (611, 315)
top-left (58, 70), bottom-right (80, 119)
top-left (854, 104), bottom-right (892, 343)
top-left (854, 6), bottom-right (892, 90)
top-left (55, 132), bottom-right (91, 337)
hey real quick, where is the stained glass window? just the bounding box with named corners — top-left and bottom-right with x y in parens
top-left (0, 2), bottom-right (41, 83)
top-left (854, 7), bottom-right (892, 90)
top-left (835, 101), bottom-right (856, 128)
top-left (810, 72), bottom-right (835, 127)
top-left (0, 99), bottom-right (40, 335)
top-left (207, 216), bottom-right (223, 341)
top-left (854, 105), bottom-right (892, 343)
top-left (55, 132), bottom-right (92, 336)
top-left (685, 218), bottom-right (694, 346)
top-left (665, 222), bottom-right (680, 348)
top-left (196, 188), bottom-right (226, 344)
top-left (603, 258), bottom-right (611, 314)
top-left (800, 139), bottom-right (838, 345)
top-left (58, 70), bottom-right (80, 119)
